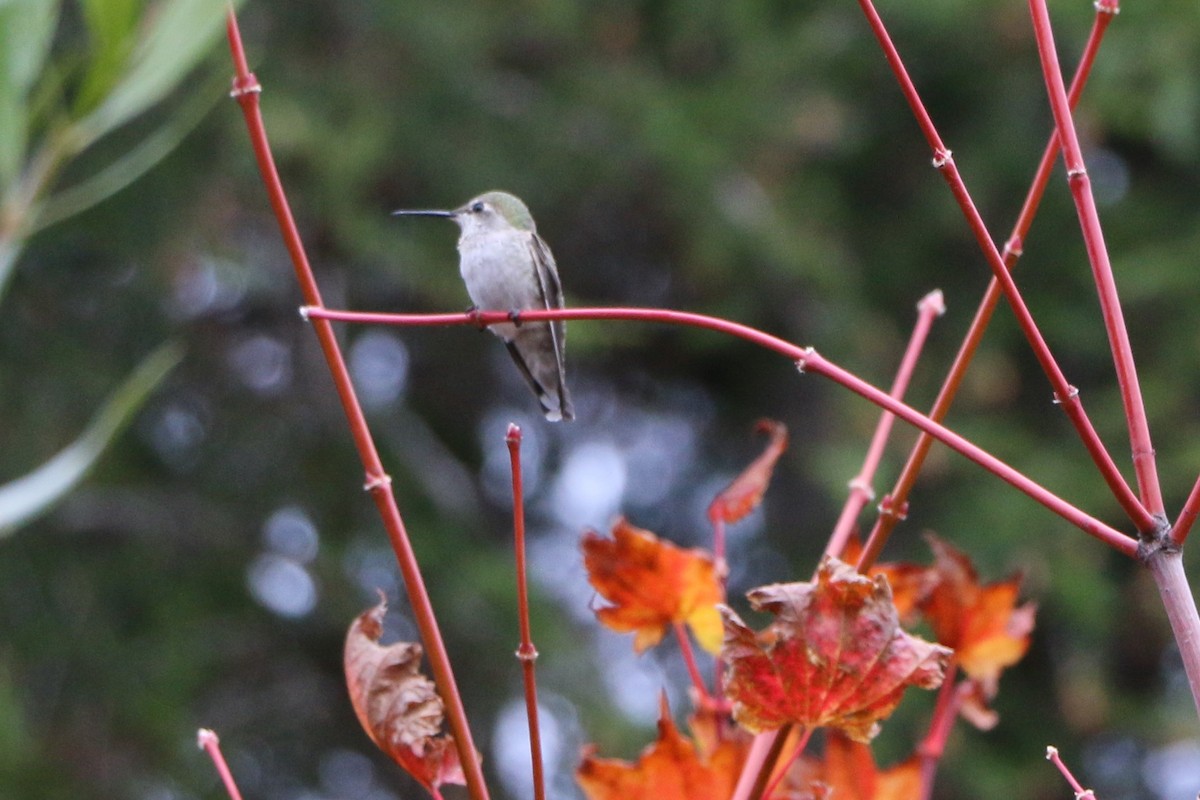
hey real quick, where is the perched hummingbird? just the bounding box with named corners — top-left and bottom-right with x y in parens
top-left (393, 191), bottom-right (575, 421)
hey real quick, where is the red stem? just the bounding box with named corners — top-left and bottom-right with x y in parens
top-left (305, 305), bottom-right (1137, 557)
top-left (761, 726), bottom-right (814, 800)
top-left (853, 0), bottom-right (1153, 535)
top-left (224, 12), bottom-right (491, 799)
top-left (1145, 548), bottom-right (1200, 720)
top-left (672, 621), bottom-right (713, 704)
top-left (914, 663), bottom-right (962, 800)
top-left (506, 425), bottom-right (547, 800)
top-left (730, 726), bottom-right (791, 800)
top-left (856, 5), bottom-right (1120, 570)
top-left (1171, 472), bottom-right (1200, 546)
top-left (825, 289), bottom-right (944, 559)
top-left (1045, 746), bottom-right (1095, 798)
top-left (1026, 0), bottom-right (1164, 519)
top-left (196, 729), bottom-right (245, 800)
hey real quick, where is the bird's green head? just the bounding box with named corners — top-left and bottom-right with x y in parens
top-left (455, 191), bottom-right (536, 234)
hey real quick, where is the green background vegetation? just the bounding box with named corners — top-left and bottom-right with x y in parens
top-left (2, 0), bottom-right (1200, 798)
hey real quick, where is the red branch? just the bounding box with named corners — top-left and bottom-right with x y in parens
top-left (196, 729), bottom-right (245, 800)
top-left (825, 289), bottom-right (944, 559)
top-left (1026, 0), bottom-right (1163, 519)
top-left (225, 12), bottom-right (491, 799)
top-left (506, 426), bottom-right (547, 800)
top-left (852, 0), bottom-right (1154, 536)
top-left (304, 305), bottom-right (1138, 557)
top-left (856, 5), bottom-right (1121, 571)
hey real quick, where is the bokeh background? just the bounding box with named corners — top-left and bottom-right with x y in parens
top-left (3, 1), bottom-right (1200, 798)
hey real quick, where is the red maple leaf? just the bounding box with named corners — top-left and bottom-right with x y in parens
top-left (721, 557), bottom-right (952, 742)
top-left (582, 518), bottom-right (725, 653)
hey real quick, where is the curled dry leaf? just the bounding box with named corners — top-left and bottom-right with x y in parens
top-left (343, 594), bottom-right (469, 793)
top-left (577, 695), bottom-right (747, 800)
top-left (721, 557), bottom-right (952, 742)
top-left (708, 419), bottom-right (789, 524)
top-left (582, 517), bottom-right (724, 654)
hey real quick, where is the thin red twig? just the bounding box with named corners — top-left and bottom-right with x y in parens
top-left (196, 728), bottom-right (245, 800)
top-left (914, 663), bottom-right (962, 800)
top-left (672, 621), bottom-right (713, 704)
top-left (825, 289), bottom-right (944, 559)
top-left (506, 425), bottom-right (547, 800)
top-left (852, 0), bottom-right (1153, 535)
top-left (224, 12), bottom-right (491, 799)
top-left (856, 5), bottom-right (1120, 571)
top-left (761, 726), bottom-right (814, 800)
top-left (304, 305), bottom-right (1137, 557)
top-left (1026, 0), bottom-right (1163, 520)
top-left (730, 726), bottom-right (791, 800)
top-left (1045, 746), bottom-right (1096, 799)
top-left (1171, 472), bottom-right (1200, 546)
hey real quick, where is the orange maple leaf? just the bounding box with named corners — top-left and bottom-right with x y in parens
top-left (582, 518), bottom-right (724, 654)
top-left (816, 730), bottom-right (922, 800)
top-left (708, 419), bottom-right (789, 524)
top-left (721, 557), bottom-right (952, 742)
top-left (343, 594), bottom-right (471, 793)
top-left (577, 695), bottom-right (747, 800)
top-left (917, 534), bottom-right (1036, 684)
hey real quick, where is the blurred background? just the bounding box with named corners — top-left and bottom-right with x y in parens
top-left (2, 0), bottom-right (1200, 798)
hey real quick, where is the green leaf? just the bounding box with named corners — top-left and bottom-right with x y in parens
top-left (31, 69), bottom-right (225, 234)
top-left (0, 0), bottom-right (61, 186)
top-left (76, 0), bottom-right (234, 144)
top-left (75, 0), bottom-right (144, 115)
top-left (0, 341), bottom-right (184, 536)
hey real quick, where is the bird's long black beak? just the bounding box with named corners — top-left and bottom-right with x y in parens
top-left (391, 208), bottom-right (455, 218)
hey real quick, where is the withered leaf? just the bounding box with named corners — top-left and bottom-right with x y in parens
top-left (721, 557), bottom-right (952, 742)
top-left (343, 594), bottom-right (469, 793)
top-left (708, 419), bottom-right (789, 524)
top-left (582, 518), bottom-right (724, 654)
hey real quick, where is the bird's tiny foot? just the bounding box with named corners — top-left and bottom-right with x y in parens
top-left (507, 309), bottom-right (524, 327)
top-left (465, 305), bottom-right (487, 330)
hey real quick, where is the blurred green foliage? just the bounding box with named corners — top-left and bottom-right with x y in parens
top-left (2, 1), bottom-right (1200, 799)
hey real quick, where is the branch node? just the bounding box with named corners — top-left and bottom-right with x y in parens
top-left (848, 478), bottom-right (876, 501)
top-left (795, 347), bottom-right (816, 373)
top-left (918, 289), bottom-right (946, 316)
top-left (1093, 0), bottom-right (1119, 15)
top-left (298, 305), bottom-right (313, 320)
top-left (931, 148), bottom-right (954, 169)
top-left (363, 473), bottom-right (393, 493)
top-left (515, 644), bottom-right (540, 663)
top-left (1136, 514), bottom-right (1178, 564)
top-left (1052, 385), bottom-right (1080, 405)
top-left (879, 494), bottom-right (908, 521)
top-left (1002, 236), bottom-right (1024, 260)
top-left (1066, 166), bottom-right (1088, 181)
top-left (229, 75), bottom-right (262, 98)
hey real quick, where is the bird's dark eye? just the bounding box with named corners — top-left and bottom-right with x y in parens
top-left (471, 201), bottom-right (485, 213)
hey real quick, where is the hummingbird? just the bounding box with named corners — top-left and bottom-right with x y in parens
top-left (393, 191), bottom-right (575, 421)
